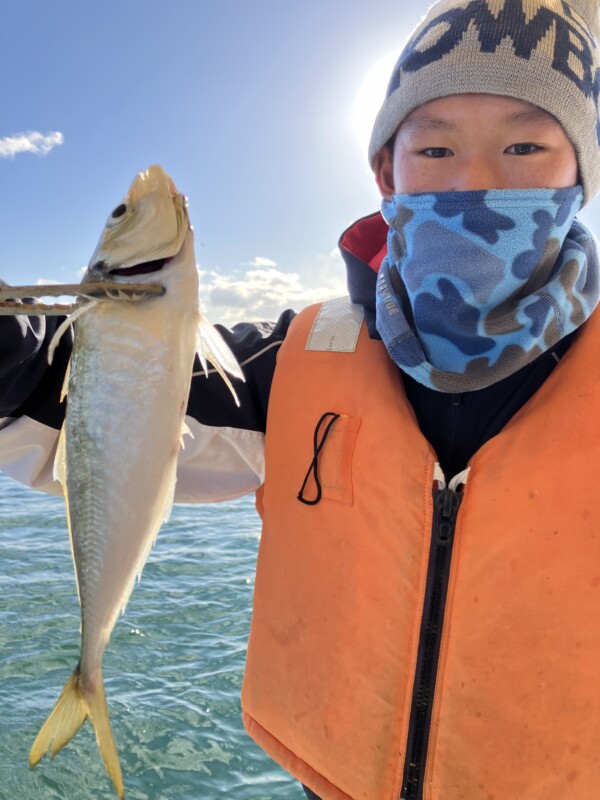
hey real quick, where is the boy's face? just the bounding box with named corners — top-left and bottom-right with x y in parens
top-left (374, 94), bottom-right (579, 196)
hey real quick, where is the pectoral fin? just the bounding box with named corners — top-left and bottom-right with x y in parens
top-left (196, 316), bottom-right (244, 406)
top-left (47, 300), bottom-right (98, 365)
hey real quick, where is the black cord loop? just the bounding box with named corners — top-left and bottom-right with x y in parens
top-left (297, 411), bottom-right (341, 506)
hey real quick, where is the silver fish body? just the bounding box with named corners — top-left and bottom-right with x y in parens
top-left (67, 232), bottom-right (198, 671)
top-left (29, 166), bottom-right (240, 798)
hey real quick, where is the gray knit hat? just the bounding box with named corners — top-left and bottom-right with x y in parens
top-left (369, 0), bottom-right (600, 204)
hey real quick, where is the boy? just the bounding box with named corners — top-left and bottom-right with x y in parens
top-left (1, 1), bottom-right (599, 798)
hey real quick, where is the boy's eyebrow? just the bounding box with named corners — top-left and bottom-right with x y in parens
top-left (400, 116), bottom-right (456, 133)
top-left (504, 108), bottom-right (556, 126)
top-left (400, 107), bottom-right (556, 134)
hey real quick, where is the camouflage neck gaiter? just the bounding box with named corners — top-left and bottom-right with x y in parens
top-left (375, 186), bottom-right (600, 392)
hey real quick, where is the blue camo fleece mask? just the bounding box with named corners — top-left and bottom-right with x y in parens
top-left (375, 187), bottom-right (600, 392)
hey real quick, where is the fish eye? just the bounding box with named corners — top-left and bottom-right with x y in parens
top-left (111, 203), bottom-right (127, 219)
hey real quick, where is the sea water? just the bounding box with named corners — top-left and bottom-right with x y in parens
top-left (0, 471), bottom-right (305, 800)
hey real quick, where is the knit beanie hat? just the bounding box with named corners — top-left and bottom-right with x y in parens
top-left (368, 0), bottom-right (600, 204)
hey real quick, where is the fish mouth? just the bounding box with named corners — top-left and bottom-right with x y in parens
top-left (97, 258), bottom-right (169, 277)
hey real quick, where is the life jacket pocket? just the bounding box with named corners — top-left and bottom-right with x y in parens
top-left (297, 412), bottom-right (361, 507)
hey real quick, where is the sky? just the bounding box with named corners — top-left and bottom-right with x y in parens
top-left (1, 0), bottom-right (599, 326)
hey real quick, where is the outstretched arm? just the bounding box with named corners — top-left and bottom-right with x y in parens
top-left (0, 297), bottom-right (296, 500)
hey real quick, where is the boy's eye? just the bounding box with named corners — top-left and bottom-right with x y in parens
top-left (506, 143), bottom-right (542, 156)
top-left (419, 147), bottom-right (453, 158)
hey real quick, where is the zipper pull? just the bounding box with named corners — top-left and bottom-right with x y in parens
top-left (435, 489), bottom-right (461, 544)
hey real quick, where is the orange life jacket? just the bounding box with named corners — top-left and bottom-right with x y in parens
top-left (242, 298), bottom-right (600, 800)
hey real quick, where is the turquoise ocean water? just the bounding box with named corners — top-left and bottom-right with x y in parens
top-left (0, 471), bottom-right (305, 800)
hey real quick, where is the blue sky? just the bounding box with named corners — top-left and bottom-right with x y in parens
top-left (1, 0), bottom-right (599, 325)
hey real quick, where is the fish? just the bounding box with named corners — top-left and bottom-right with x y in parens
top-left (28, 165), bottom-right (243, 797)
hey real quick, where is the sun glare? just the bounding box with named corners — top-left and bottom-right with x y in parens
top-left (352, 52), bottom-right (399, 160)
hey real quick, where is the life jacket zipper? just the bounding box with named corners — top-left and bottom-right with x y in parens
top-left (400, 472), bottom-right (464, 800)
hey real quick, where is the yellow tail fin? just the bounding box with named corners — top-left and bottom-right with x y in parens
top-left (29, 665), bottom-right (124, 799)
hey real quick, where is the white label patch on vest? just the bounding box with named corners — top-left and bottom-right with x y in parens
top-left (306, 296), bottom-right (364, 353)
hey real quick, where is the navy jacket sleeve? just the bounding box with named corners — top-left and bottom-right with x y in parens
top-left (0, 305), bottom-right (296, 500)
top-left (0, 311), bottom-right (72, 427)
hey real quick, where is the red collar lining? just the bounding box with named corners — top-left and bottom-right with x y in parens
top-left (339, 212), bottom-right (388, 273)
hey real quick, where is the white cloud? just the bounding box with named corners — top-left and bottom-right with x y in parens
top-left (199, 250), bottom-right (348, 327)
top-left (241, 256), bottom-right (278, 268)
top-left (0, 131), bottom-right (64, 159)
